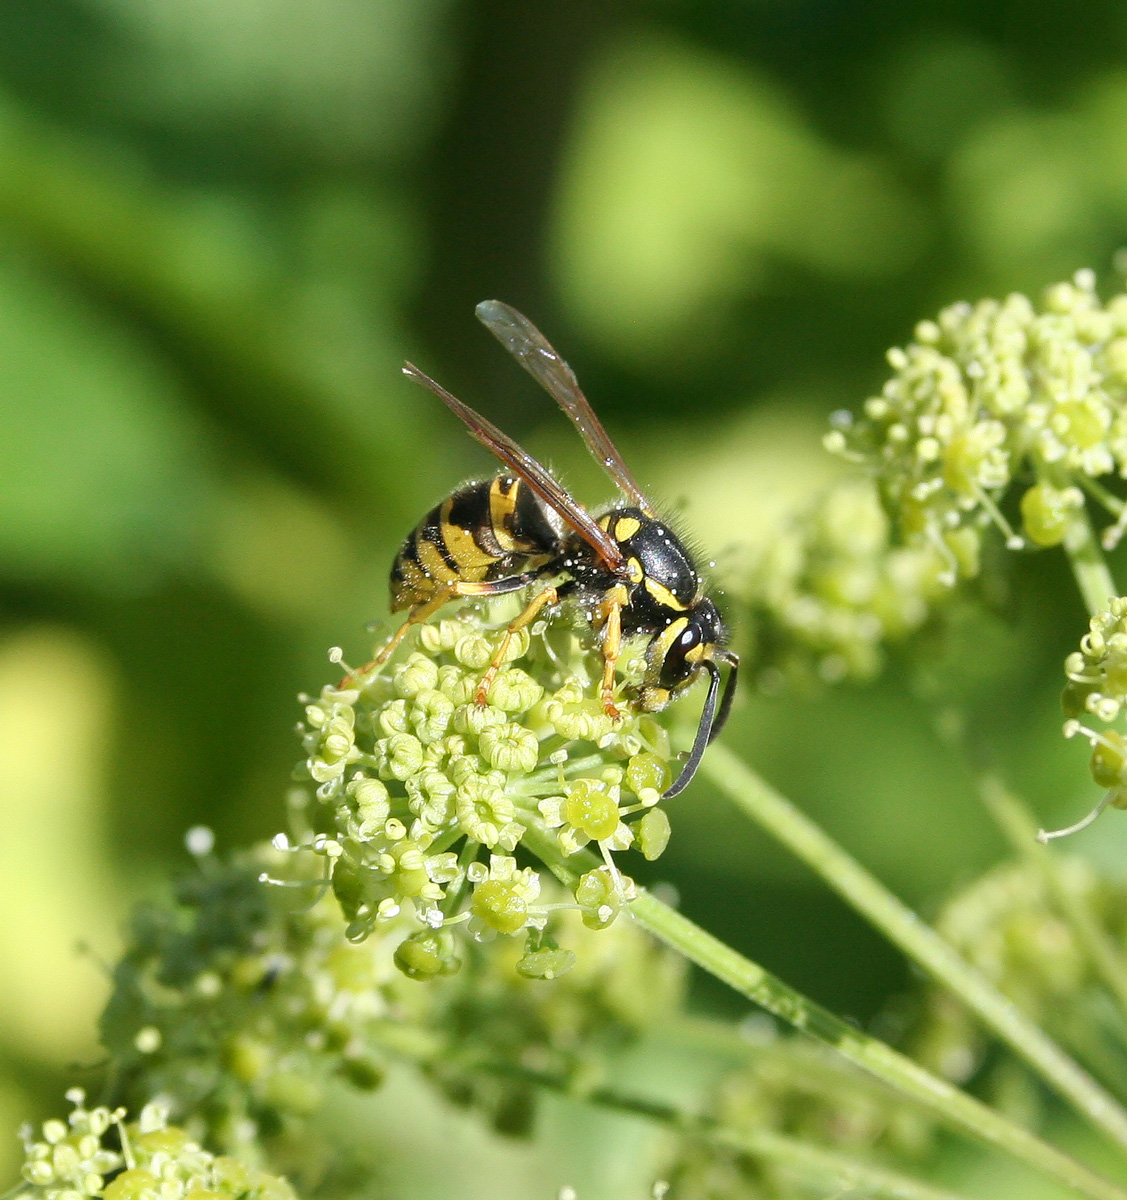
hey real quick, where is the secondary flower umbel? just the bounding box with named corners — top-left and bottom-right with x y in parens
top-left (826, 270), bottom-right (1127, 579)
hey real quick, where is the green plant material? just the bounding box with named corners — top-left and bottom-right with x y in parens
top-left (915, 855), bottom-right (1127, 1112)
top-left (526, 824), bottom-right (1127, 1200)
top-left (99, 842), bottom-right (686, 1164)
top-left (979, 776), bottom-right (1127, 1018)
top-left (1061, 597), bottom-right (1127, 806)
top-left (663, 1034), bottom-right (937, 1199)
top-left (17, 1091), bottom-right (294, 1200)
top-left (744, 474), bottom-right (970, 687)
top-left (698, 743), bottom-right (1127, 1156)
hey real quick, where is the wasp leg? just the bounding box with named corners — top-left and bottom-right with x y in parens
top-left (344, 576), bottom-right (535, 687)
top-left (596, 587), bottom-right (627, 721)
top-left (474, 585), bottom-right (559, 706)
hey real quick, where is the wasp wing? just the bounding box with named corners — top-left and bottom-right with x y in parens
top-left (475, 300), bottom-right (653, 513)
top-left (403, 362), bottom-right (626, 572)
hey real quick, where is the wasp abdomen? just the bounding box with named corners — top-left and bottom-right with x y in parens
top-left (389, 475), bottom-right (559, 612)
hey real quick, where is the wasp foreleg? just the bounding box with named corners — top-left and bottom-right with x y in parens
top-left (596, 587), bottom-right (628, 721)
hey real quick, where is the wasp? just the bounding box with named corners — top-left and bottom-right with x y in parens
top-left (362, 300), bottom-right (738, 799)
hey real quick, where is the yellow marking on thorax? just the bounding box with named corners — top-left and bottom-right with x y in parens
top-left (627, 557), bottom-right (644, 583)
top-left (614, 516), bottom-right (642, 541)
top-left (644, 578), bottom-right (688, 611)
top-left (488, 477), bottom-right (520, 552)
top-left (598, 514), bottom-right (613, 532)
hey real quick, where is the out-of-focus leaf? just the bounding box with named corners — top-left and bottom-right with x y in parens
top-left (0, 252), bottom-right (212, 590)
top-left (0, 627), bottom-right (121, 1061)
top-left (93, 0), bottom-right (451, 157)
top-left (552, 35), bottom-right (927, 367)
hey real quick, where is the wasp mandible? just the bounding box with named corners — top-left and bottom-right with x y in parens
top-left (363, 301), bottom-right (738, 799)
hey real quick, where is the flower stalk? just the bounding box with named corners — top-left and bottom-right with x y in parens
top-left (524, 820), bottom-right (1127, 1200)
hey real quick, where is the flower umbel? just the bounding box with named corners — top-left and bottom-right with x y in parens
top-left (18, 1091), bottom-right (294, 1200)
top-left (826, 270), bottom-right (1127, 579)
top-left (290, 600), bottom-right (682, 971)
top-left (1053, 596), bottom-right (1127, 832)
top-left (100, 844), bottom-right (685, 1154)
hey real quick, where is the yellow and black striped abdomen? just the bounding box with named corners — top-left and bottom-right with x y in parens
top-left (389, 475), bottom-right (560, 611)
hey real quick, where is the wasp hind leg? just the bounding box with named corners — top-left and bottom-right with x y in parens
top-left (343, 575), bottom-right (536, 688)
top-left (474, 585), bottom-right (559, 706)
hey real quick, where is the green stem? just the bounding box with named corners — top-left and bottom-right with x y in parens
top-left (1064, 508), bottom-right (1118, 618)
top-left (979, 775), bottom-right (1127, 1021)
top-left (701, 742), bottom-right (1127, 1157)
top-left (523, 824), bottom-right (1127, 1200)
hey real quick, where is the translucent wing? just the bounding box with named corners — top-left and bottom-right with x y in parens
top-left (475, 300), bottom-right (653, 512)
top-left (402, 362), bottom-right (626, 572)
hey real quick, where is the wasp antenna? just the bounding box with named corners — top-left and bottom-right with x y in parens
top-left (663, 659), bottom-right (723, 799)
top-left (709, 650), bottom-right (740, 745)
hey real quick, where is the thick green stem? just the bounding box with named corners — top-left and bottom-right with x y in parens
top-left (979, 775), bottom-right (1127, 1021)
top-left (522, 823), bottom-right (1127, 1200)
top-left (701, 742), bottom-right (1127, 1157)
top-left (1065, 508), bottom-right (1119, 618)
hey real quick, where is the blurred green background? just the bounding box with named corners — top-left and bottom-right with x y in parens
top-left (4, 0), bottom-right (1127, 1195)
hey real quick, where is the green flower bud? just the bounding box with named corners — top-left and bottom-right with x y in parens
top-left (625, 751), bottom-right (671, 802)
top-left (1090, 731), bottom-right (1127, 790)
top-left (409, 688), bottom-right (454, 743)
top-left (576, 867), bottom-right (626, 930)
top-left (377, 733), bottom-right (425, 781)
top-left (564, 780), bottom-right (621, 841)
top-left (517, 947), bottom-right (577, 979)
top-left (394, 929), bottom-right (462, 980)
top-left (638, 807), bottom-right (671, 860)
top-left (479, 722), bottom-right (540, 773)
top-left (394, 652), bottom-right (440, 698)
top-left (1020, 483), bottom-right (1083, 547)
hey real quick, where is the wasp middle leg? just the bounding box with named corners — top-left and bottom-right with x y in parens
top-left (474, 585), bottom-right (559, 706)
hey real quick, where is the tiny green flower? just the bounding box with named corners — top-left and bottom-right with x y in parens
top-left (394, 929), bottom-right (462, 980)
top-left (470, 855), bottom-right (542, 936)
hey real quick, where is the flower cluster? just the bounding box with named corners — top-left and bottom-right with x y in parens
top-left (1062, 596), bottom-right (1127, 806)
top-left (101, 842), bottom-right (685, 1166)
top-left (18, 1091), bottom-right (293, 1200)
top-left (294, 602), bottom-right (681, 969)
top-left (826, 270), bottom-right (1127, 579)
top-left (913, 857), bottom-right (1127, 1121)
top-left (663, 1029), bottom-right (931, 1199)
top-left (744, 476), bottom-right (966, 686)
